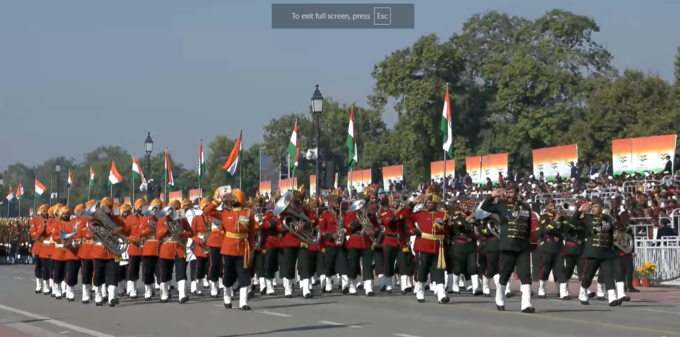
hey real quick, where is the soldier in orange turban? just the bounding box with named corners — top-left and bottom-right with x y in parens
top-left (156, 198), bottom-right (193, 303)
top-left (31, 204), bottom-right (50, 294)
top-left (123, 198), bottom-right (147, 300)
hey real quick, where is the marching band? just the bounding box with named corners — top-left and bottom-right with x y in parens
top-left (0, 182), bottom-right (635, 313)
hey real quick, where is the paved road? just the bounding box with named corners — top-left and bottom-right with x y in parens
top-left (2, 265), bottom-right (680, 337)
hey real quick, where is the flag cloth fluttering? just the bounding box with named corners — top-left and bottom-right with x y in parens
top-left (287, 121), bottom-right (298, 175)
top-left (223, 131), bottom-right (242, 178)
top-left (132, 157), bottom-right (146, 184)
top-left (6, 186), bottom-right (14, 203)
top-left (89, 166), bottom-right (96, 186)
top-left (347, 106), bottom-right (358, 167)
top-left (198, 140), bottom-right (206, 184)
top-left (108, 162), bottom-right (123, 186)
top-left (34, 179), bottom-right (46, 197)
top-left (68, 171), bottom-right (76, 188)
top-left (441, 87), bottom-right (453, 158)
top-left (16, 184), bottom-right (24, 200)
top-left (165, 148), bottom-right (175, 187)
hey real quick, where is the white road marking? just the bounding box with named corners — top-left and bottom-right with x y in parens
top-left (13, 276), bottom-right (23, 280)
top-left (394, 334), bottom-right (422, 337)
top-left (0, 304), bottom-right (115, 337)
top-left (60, 332), bottom-right (70, 334)
top-left (257, 310), bottom-right (292, 317)
top-left (639, 308), bottom-right (680, 315)
top-left (317, 321), bottom-right (362, 328)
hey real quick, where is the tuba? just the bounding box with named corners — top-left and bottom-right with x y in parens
top-left (84, 201), bottom-right (129, 256)
top-left (348, 200), bottom-right (378, 246)
top-left (613, 226), bottom-right (634, 254)
top-left (273, 191), bottom-right (320, 245)
top-left (560, 200), bottom-right (577, 216)
top-left (475, 204), bottom-right (501, 239)
top-left (157, 206), bottom-right (188, 249)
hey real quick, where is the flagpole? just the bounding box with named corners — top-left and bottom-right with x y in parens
top-left (198, 139), bottom-right (202, 195)
top-left (33, 185), bottom-right (36, 217)
top-left (239, 137), bottom-right (242, 190)
top-left (88, 180), bottom-right (91, 200)
top-left (350, 168), bottom-right (354, 199)
top-left (67, 187), bottom-right (70, 207)
top-left (442, 83), bottom-right (449, 200)
top-left (18, 199), bottom-right (21, 217)
top-left (110, 184), bottom-right (113, 198)
top-left (49, 174), bottom-right (53, 207)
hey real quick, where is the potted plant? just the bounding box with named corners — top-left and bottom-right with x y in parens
top-left (637, 262), bottom-right (656, 287)
top-left (632, 270), bottom-right (642, 287)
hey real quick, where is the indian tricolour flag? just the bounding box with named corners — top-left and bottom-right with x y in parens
top-left (223, 131), bottom-right (242, 178)
top-left (165, 148), bottom-right (175, 187)
top-left (16, 183), bottom-right (24, 200)
top-left (108, 161), bottom-right (123, 186)
top-left (34, 179), bottom-right (46, 197)
top-left (441, 87), bottom-right (453, 158)
top-left (198, 140), bottom-right (206, 185)
top-left (287, 121), bottom-right (298, 175)
top-left (68, 171), bottom-right (76, 188)
top-left (347, 106), bottom-right (358, 167)
top-left (6, 186), bottom-right (14, 203)
top-left (132, 156), bottom-right (146, 184)
top-left (89, 166), bottom-right (96, 186)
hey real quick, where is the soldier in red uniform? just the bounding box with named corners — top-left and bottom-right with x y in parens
top-left (319, 190), bottom-right (349, 293)
top-left (89, 197), bottom-right (130, 307)
top-left (276, 186), bottom-right (319, 299)
top-left (306, 194), bottom-right (325, 294)
top-left (345, 188), bottom-right (380, 296)
top-left (380, 194), bottom-right (412, 293)
top-left (261, 191), bottom-right (283, 295)
top-left (204, 188), bottom-right (257, 310)
top-left (402, 187), bottom-right (450, 304)
top-left (76, 200), bottom-right (96, 304)
top-left (205, 194), bottom-right (226, 298)
top-left (249, 193), bottom-right (267, 295)
top-left (156, 199), bottom-right (193, 303)
top-left (124, 198), bottom-right (147, 299)
top-left (190, 198), bottom-right (212, 295)
top-left (139, 198), bottom-right (164, 300)
top-left (30, 204), bottom-right (49, 294)
top-left (50, 206), bottom-right (73, 300)
top-left (63, 204), bottom-right (83, 301)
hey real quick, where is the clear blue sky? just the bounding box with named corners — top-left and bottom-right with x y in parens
top-left (1, 0), bottom-right (679, 171)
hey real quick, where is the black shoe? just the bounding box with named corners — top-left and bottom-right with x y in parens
top-left (342, 288), bottom-right (349, 294)
top-left (417, 299), bottom-right (425, 303)
top-left (179, 297), bottom-right (189, 303)
top-left (260, 288), bottom-right (267, 295)
top-left (224, 303), bottom-right (232, 309)
top-left (484, 293), bottom-right (491, 297)
top-left (473, 291), bottom-right (483, 296)
top-left (285, 295), bottom-right (292, 298)
top-left (108, 298), bottom-right (118, 307)
top-left (35, 290), bottom-right (41, 294)
top-left (496, 305), bottom-right (505, 311)
top-left (95, 301), bottom-right (103, 306)
top-left (628, 287), bottom-right (640, 293)
top-left (210, 294), bottom-right (219, 298)
top-left (304, 293), bottom-right (313, 299)
top-left (588, 292), bottom-right (595, 298)
top-left (82, 300), bottom-right (90, 304)
top-left (538, 295), bottom-right (546, 299)
top-left (609, 300), bottom-right (620, 307)
top-left (561, 296), bottom-right (571, 300)
top-left (521, 307), bottom-right (535, 313)
top-left (386, 290), bottom-right (392, 294)
top-left (67, 298), bottom-right (74, 302)
top-left (55, 296), bottom-right (62, 300)
top-left (597, 296), bottom-right (605, 301)
top-left (240, 305), bottom-right (251, 310)
top-left (366, 292), bottom-right (375, 297)
top-left (580, 300), bottom-right (589, 305)
top-left (51, 294), bottom-right (55, 298)
top-left (620, 296), bottom-right (630, 302)
top-left (505, 292), bottom-right (514, 298)
top-left (144, 297), bottom-right (152, 301)
top-left (160, 299), bottom-right (168, 303)
top-left (380, 285), bottom-right (387, 292)
top-left (438, 297), bottom-right (449, 304)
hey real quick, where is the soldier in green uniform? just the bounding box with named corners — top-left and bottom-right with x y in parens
top-left (476, 213), bottom-right (500, 297)
top-left (536, 199), bottom-right (567, 299)
top-left (480, 186), bottom-right (535, 313)
top-left (451, 204), bottom-right (481, 295)
top-left (608, 209), bottom-right (631, 302)
top-left (444, 201), bottom-right (461, 293)
top-left (570, 198), bottom-right (620, 306)
top-left (561, 199), bottom-right (589, 300)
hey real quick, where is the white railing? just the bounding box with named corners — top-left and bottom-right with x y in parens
top-left (635, 237), bottom-right (680, 284)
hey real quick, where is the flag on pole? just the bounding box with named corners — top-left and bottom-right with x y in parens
top-left (89, 166), bottom-right (96, 186)
top-left (34, 179), bottom-right (46, 197)
top-left (165, 148), bottom-right (175, 187)
top-left (198, 140), bottom-right (206, 184)
top-left (108, 161), bottom-right (123, 186)
top-left (441, 87), bottom-right (453, 158)
top-left (6, 186), bottom-right (14, 203)
top-left (16, 183), bottom-right (24, 200)
top-left (68, 171), bottom-right (76, 188)
top-left (347, 106), bottom-right (358, 167)
top-left (132, 157), bottom-right (146, 184)
top-left (223, 131), bottom-right (242, 178)
top-left (287, 121), bottom-right (298, 174)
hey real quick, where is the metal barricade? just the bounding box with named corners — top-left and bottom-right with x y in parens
top-left (661, 175), bottom-right (680, 185)
top-left (635, 237), bottom-right (680, 284)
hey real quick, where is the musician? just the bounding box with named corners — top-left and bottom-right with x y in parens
top-left (139, 198), bottom-right (164, 300)
top-left (30, 204), bottom-right (49, 294)
top-left (43, 204), bottom-right (61, 297)
top-left (249, 192), bottom-right (267, 295)
top-left (76, 200), bottom-right (96, 304)
top-left (123, 198), bottom-right (146, 299)
top-left (204, 188), bottom-right (257, 310)
top-left (90, 197), bottom-right (130, 307)
top-left (190, 198), bottom-right (212, 296)
top-left (480, 187), bottom-right (535, 313)
top-left (477, 213), bottom-right (500, 297)
top-left (609, 211), bottom-right (632, 303)
top-left (261, 191), bottom-right (284, 295)
top-left (561, 199), bottom-right (588, 300)
top-left (380, 194), bottom-right (412, 293)
top-left (345, 187), bottom-right (380, 296)
top-left (276, 185), bottom-right (318, 299)
top-left (451, 201), bottom-right (481, 295)
top-left (60, 205), bottom-right (82, 301)
top-left (156, 199), bottom-right (193, 303)
top-left (536, 199), bottom-right (568, 299)
top-left (401, 186), bottom-right (450, 304)
top-left (307, 194), bottom-right (326, 293)
top-left (571, 199), bottom-right (619, 306)
top-left (319, 191), bottom-right (349, 293)
top-left (50, 206), bottom-right (73, 299)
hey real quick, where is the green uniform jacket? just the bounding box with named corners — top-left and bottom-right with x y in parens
top-left (537, 212), bottom-right (564, 255)
top-left (479, 197), bottom-right (532, 253)
top-left (563, 212), bottom-right (587, 256)
top-left (451, 212), bottom-right (476, 254)
top-left (571, 210), bottom-right (615, 259)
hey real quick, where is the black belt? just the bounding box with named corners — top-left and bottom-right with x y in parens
top-left (385, 233), bottom-right (399, 238)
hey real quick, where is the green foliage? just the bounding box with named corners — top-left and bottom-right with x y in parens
top-left (4, 8), bottom-right (680, 216)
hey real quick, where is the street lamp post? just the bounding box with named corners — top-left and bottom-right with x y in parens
top-left (55, 163), bottom-right (61, 204)
top-left (311, 85), bottom-right (324, 194)
top-left (145, 132), bottom-right (154, 198)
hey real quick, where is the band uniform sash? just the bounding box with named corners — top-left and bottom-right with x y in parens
top-left (225, 231), bottom-right (251, 268)
top-left (420, 233), bottom-right (446, 270)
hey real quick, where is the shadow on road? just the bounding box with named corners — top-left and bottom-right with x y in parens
top-left (213, 323), bottom-right (367, 337)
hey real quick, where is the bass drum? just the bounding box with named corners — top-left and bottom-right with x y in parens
top-left (530, 212), bottom-right (539, 251)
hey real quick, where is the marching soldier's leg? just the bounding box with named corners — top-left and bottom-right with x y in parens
top-left (234, 256), bottom-right (251, 310)
top-left (264, 247), bottom-right (279, 295)
top-left (106, 259), bottom-right (121, 307)
top-left (253, 251), bottom-right (266, 294)
top-left (415, 253), bottom-right (430, 302)
top-left (307, 250), bottom-right (317, 288)
top-left (297, 247), bottom-right (313, 298)
top-left (552, 254), bottom-right (568, 299)
top-left (600, 259), bottom-right (619, 307)
top-left (159, 258), bottom-right (174, 303)
top-left (34, 257), bottom-right (43, 293)
top-left (622, 253), bottom-right (636, 291)
top-left (66, 260), bottom-right (80, 301)
top-left (346, 249), bottom-right (360, 295)
top-left (496, 252), bottom-right (517, 310)
top-left (189, 259), bottom-right (198, 294)
top-left (398, 247), bottom-right (414, 293)
top-left (538, 253), bottom-right (554, 298)
top-left (282, 247), bottom-right (298, 297)
top-left (175, 254), bottom-right (189, 303)
top-left (579, 258), bottom-right (601, 304)
top-left (141, 256), bottom-right (155, 300)
top-left (596, 270), bottom-right (606, 300)
top-left (336, 247), bottom-right (349, 293)
top-left (466, 251), bottom-right (481, 295)
top-left (316, 249), bottom-right (326, 290)
top-left (40, 257), bottom-right (50, 295)
top-left (426, 253), bottom-right (447, 304)
top-left (562, 255), bottom-right (576, 298)
top-left (452, 249), bottom-right (466, 294)
top-left (478, 252), bottom-right (490, 296)
top-left (383, 245), bottom-right (397, 293)
top-left (516, 250), bottom-right (534, 313)
top-left (323, 247), bottom-right (337, 293)
top-left (486, 251), bottom-right (500, 297)
top-left (361, 248), bottom-right (375, 296)
top-left (445, 245), bottom-right (456, 293)
top-left (196, 257), bottom-right (208, 295)
top-left (373, 248), bottom-right (385, 291)
top-left (208, 247), bottom-right (222, 296)
top-left (128, 255), bottom-right (141, 298)
top-left (154, 257), bottom-right (161, 290)
top-left (222, 255), bottom-right (234, 308)
top-left (611, 255), bottom-right (629, 302)
top-left (52, 260), bottom-right (66, 299)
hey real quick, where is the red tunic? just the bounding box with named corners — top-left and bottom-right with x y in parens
top-left (318, 210), bottom-right (342, 248)
top-left (61, 219), bottom-right (80, 261)
top-left (190, 215), bottom-right (210, 258)
top-left (50, 219), bottom-right (70, 261)
top-left (262, 212), bottom-right (283, 249)
top-left (125, 214), bottom-right (144, 256)
top-left (403, 211), bottom-right (449, 255)
top-left (138, 215), bottom-right (159, 257)
top-left (275, 207), bottom-right (318, 249)
top-left (203, 203), bottom-right (256, 267)
top-left (30, 216), bottom-right (47, 255)
top-left (344, 210), bottom-right (379, 250)
top-left (156, 218), bottom-right (192, 260)
top-left (39, 218), bottom-right (57, 259)
top-left (76, 216), bottom-right (94, 259)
